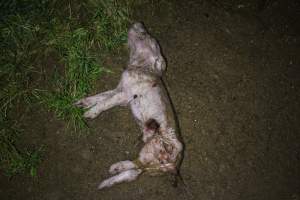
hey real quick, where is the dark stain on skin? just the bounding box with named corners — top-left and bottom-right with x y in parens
top-left (145, 118), bottom-right (160, 132)
top-left (163, 142), bottom-right (174, 155)
top-left (133, 94), bottom-right (138, 99)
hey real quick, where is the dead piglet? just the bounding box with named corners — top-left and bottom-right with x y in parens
top-left (75, 22), bottom-right (183, 190)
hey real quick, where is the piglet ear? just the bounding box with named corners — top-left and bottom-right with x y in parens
top-left (154, 57), bottom-right (167, 76)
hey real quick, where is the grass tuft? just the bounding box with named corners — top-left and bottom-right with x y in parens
top-left (0, 117), bottom-right (42, 177)
top-left (37, 27), bottom-right (104, 132)
top-left (92, 0), bottom-right (130, 51)
top-left (36, 0), bottom-right (131, 132)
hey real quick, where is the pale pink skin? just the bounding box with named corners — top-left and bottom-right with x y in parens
top-left (75, 22), bottom-right (183, 190)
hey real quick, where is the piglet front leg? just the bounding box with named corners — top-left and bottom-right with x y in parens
top-left (75, 90), bottom-right (116, 109)
top-left (75, 88), bottom-right (128, 119)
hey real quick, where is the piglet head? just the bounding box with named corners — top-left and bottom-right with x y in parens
top-left (128, 22), bottom-right (166, 76)
top-left (128, 22), bottom-right (147, 48)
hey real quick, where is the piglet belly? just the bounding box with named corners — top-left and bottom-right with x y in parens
top-left (129, 90), bottom-right (166, 123)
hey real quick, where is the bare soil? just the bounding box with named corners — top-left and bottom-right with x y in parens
top-left (1, 0), bottom-right (299, 199)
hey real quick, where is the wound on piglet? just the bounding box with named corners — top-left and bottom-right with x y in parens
top-left (145, 118), bottom-right (160, 132)
top-left (152, 82), bottom-right (157, 87)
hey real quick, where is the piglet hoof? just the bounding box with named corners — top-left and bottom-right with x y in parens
top-left (98, 179), bottom-right (111, 190)
top-left (83, 110), bottom-right (99, 119)
top-left (98, 169), bottom-right (142, 190)
top-left (74, 98), bottom-right (95, 109)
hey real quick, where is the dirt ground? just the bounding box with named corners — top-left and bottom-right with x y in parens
top-left (1, 0), bottom-right (299, 199)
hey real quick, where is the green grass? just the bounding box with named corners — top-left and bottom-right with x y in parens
top-left (0, 2), bottom-right (44, 176)
top-left (92, 0), bottom-right (130, 51)
top-left (0, 116), bottom-right (42, 177)
top-left (37, 27), bottom-right (104, 132)
top-left (0, 0), bottom-right (133, 176)
top-left (37, 0), bottom-right (131, 132)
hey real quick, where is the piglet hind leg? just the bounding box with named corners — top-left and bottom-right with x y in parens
top-left (98, 169), bottom-right (142, 190)
top-left (109, 160), bottom-right (137, 175)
